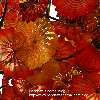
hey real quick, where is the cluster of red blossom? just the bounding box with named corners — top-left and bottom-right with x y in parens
top-left (0, 0), bottom-right (100, 100)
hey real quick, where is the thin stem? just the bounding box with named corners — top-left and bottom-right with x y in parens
top-left (0, 85), bottom-right (5, 89)
top-left (46, 0), bottom-right (51, 18)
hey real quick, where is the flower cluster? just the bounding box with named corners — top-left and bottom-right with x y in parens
top-left (0, 0), bottom-right (100, 100)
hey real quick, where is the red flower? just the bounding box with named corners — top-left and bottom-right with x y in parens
top-left (4, 9), bottom-right (20, 27)
top-left (84, 71), bottom-right (100, 88)
top-left (52, 21), bottom-right (81, 41)
top-left (0, 28), bottom-right (26, 77)
top-left (70, 73), bottom-right (100, 100)
top-left (55, 39), bottom-right (75, 60)
top-left (70, 75), bottom-right (95, 100)
top-left (26, 60), bottom-right (61, 85)
top-left (70, 75), bottom-right (94, 94)
top-left (51, 21), bottom-right (68, 36)
top-left (12, 78), bottom-right (53, 100)
top-left (13, 65), bottom-right (34, 80)
top-left (2, 81), bottom-right (33, 100)
top-left (64, 26), bottom-right (81, 41)
top-left (2, 86), bottom-right (21, 100)
top-left (0, 62), bottom-right (13, 77)
top-left (83, 11), bottom-right (99, 32)
top-left (19, 0), bottom-right (48, 22)
top-left (0, 4), bottom-right (2, 16)
top-left (75, 40), bottom-right (100, 72)
top-left (1, 0), bottom-right (19, 10)
top-left (52, 0), bottom-right (97, 19)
